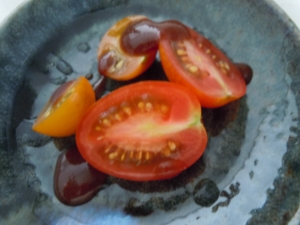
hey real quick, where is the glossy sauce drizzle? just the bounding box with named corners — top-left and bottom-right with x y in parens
top-left (120, 19), bottom-right (191, 55)
top-left (54, 146), bottom-right (107, 206)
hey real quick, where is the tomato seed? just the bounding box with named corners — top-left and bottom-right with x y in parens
top-left (115, 59), bottom-right (124, 70)
top-left (102, 119), bottom-right (111, 126)
top-left (123, 107), bottom-right (132, 115)
top-left (224, 63), bottom-right (230, 70)
top-left (108, 65), bottom-right (116, 73)
top-left (145, 102), bottom-right (153, 112)
top-left (105, 146), bottom-right (112, 153)
top-left (56, 103), bottom-right (62, 109)
top-left (221, 68), bottom-right (228, 74)
top-left (145, 152), bottom-right (151, 160)
top-left (168, 141), bottom-right (176, 151)
top-left (114, 113), bottom-right (122, 121)
top-left (219, 61), bottom-right (230, 71)
top-left (137, 151), bottom-right (143, 161)
top-left (43, 108), bottom-right (51, 118)
top-left (188, 65), bottom-right (199, 73)
top-left (120, 152), bottom-right (126, 161)
top-left (176, 49), bottom-right (186, 56)
top-left (161, 147), bottom-right (171, 157)
top-left (109, 152), bottom-right (118, 159)
top-left (138, 102), bottom-right (145, 110)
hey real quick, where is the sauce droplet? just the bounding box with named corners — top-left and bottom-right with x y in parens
top-left (235, 63), bottom-right (253, 85)
top-left (54, 146), bottom-right (107, 206)
top-left (158, 20), bottom-right (191, 41)
top-left (98, 50), bottom-right (117, 75)
top-left (85, 73), bottom-right (93, 80)
top-left (93, 76), bottom-right (107, 100)
top-left (121, 19), bottom-right (160, 55)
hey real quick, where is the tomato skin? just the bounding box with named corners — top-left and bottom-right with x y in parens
top-left (159, 28), bottom-right (246, 108)
top-left (32, 76), bottom-right (96, 137)
top-left (98, 16), bottom-right (157, 81)
top-left (76, 81), bottom-right (207, 181)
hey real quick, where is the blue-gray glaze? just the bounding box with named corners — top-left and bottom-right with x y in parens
top-left (1, 0), bottom-right (300, 224)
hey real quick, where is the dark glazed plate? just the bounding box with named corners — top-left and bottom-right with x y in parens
top-left (1, 0), bottom-right (300, 224)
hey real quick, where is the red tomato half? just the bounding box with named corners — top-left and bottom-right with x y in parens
top-left (159, 28), bottom-right (246, 108)
top-left (98, 15), bottom-right (157, 81)
top-left (76, 81), bottom-right (207, 181)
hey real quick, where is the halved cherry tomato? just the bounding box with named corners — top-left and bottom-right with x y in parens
top-left (159, 28), bottom-right (246, 108)
top-left (98, 15), bottom-right (157, 81)
top-left (32, 76), bottom-right (95, 137)
top-left (76, 81), bottom-right (207, 181)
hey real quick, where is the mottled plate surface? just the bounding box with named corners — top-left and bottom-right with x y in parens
top-left (1, 0), bottom-right (300, 224)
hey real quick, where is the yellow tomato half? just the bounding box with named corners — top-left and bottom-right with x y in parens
top-left (32, 76), bottom-right (95, 137)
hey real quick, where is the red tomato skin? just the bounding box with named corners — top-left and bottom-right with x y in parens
top-left (159, 28), bottom-right (246, 108)
top-left (76, 81), bottom-right (207, 181)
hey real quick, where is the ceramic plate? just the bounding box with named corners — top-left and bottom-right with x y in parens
top-left (1, 0), bottom-right (300, 224)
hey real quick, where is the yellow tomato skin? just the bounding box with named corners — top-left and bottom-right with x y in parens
top-left (32, 76), bottom-right (96, 137)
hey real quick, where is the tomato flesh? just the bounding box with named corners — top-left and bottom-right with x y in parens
top-left (76, 81), bottom-right (207, 181)
top-left (98, 16), bottom-right (157, 81)
top-left (159, 28), bottom-right (246, 108)
top-left (32, 76), bottom-right (96, 137)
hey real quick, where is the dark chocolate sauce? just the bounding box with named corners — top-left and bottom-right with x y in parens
top-left (98, 50), bottom-right (117, 76)
top-left (92, 75), bottom-right (107, 100)
top-left (54, 146), bottom-right (107, 206)
top-left (121, 19), bottom-right (160, 55)
top-left (235, 63), bottom-right (253, 85)
top-left (120, 19), bottom-right (191, 56)
top-left (158, 20), bottom-right (191, 41)
top-left (85, 73), bottom-right (93, 80)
